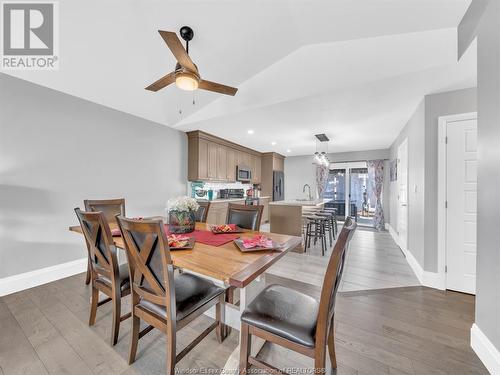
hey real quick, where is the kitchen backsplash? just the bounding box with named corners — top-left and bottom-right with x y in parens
top-left (188, 181), bottom-right (254, 198)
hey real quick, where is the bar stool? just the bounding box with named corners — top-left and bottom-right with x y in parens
top-left (314, 211), bottom-right (335, 246)
top-left (304, 216), bottom-right (328, 256)
top-left (323, 208), bottom-right (338, 238)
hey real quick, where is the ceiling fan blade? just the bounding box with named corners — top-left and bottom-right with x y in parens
top-left (198, 80), bottom-right (238, 96)
top-left (145, 71), bottom-right (176, 92)
top-left (158, 30), bottom-right (197, 72)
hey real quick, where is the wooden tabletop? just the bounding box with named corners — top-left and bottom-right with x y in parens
top-left (69, 222), bottom-right (302, 288)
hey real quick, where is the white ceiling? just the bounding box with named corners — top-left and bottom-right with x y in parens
top-left (3, 0), bottom-right (476, 156)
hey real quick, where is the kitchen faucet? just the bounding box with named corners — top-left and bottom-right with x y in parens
top-left (302, 184), bottom-right (313, 200)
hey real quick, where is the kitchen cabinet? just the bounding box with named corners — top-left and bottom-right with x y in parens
top-left (207, 141), bottom-right (218, 179)
top-left (217, 145), bottom-right (227, 180)
top-left (226, 148), bottom-right (236, 181)
top-left (251, 154), bottom-right (262, 184)
top-left (197, 139), bottom-right (209, 180)
top-left (187, 131), bottom-right (263, 183)
top-left (260, 152), bottom-right (286, 200)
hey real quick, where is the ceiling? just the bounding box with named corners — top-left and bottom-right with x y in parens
top-left (3, 0), bottom-right (476, 156)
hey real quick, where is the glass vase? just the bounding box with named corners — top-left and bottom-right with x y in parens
top-left (169, 210), bottom-right (196, 233)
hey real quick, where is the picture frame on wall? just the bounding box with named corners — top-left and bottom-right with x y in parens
top-left (390, 159), bottom-right (397, 181)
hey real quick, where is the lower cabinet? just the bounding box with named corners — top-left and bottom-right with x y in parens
top-left (260, 197), bottom-right (270, 223)
top-left (205, 200), bottom-right (246, 225)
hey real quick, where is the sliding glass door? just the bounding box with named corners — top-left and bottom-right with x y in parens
top-left (326, 162), bottom-right (377, 226)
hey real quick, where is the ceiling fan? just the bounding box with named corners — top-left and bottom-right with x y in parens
top-left (145, 26), bottom-right (238, 96)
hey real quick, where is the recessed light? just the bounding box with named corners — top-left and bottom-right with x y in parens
top-left (286, 149), bottom-right (291, 153)
top-left (271, 141), bottom-right (277, 146)
top-left (247, 129), bottom-right (254, 134)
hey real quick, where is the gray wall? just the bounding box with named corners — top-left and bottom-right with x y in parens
top-left (423, 88), bottom-right (477, 271)
top-left (458, 0), bottom-right (489, 59)
top-left (285, 149), bottom-right (390, 221)
top-left (389, 87), bottom-right (477, 271)
top-left (389, 99), bottom-right (426, 266)
top-left (475, 0), bottom-right (500, 352)
top-left (0, 74), bottom-right (187, 279)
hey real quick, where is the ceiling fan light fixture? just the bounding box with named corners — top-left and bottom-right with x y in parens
top-left (175, 72), bottom-right (199, 91)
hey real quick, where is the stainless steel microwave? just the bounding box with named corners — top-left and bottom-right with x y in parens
top-left (236, 165), bottom-right (252, 182)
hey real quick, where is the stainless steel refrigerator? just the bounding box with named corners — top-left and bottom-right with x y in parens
top-left (272, 170), bottom-right (285, 201)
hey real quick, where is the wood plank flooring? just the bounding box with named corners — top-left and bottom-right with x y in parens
top-left (266, 227), bottom-right (420, 291)
top-left (0, 227), bottom-right (487, 374)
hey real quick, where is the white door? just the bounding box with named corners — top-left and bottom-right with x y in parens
top-left (446, 119), bottom-right (477, 294)
top-left (397, 139), bottom-right (408, 251)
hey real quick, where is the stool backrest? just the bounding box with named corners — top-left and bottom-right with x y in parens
top-left (84, 198), bottom-right (125, 224)
top-left (316, 216), bottom-right (356, 344)
top-left (116, 216), bottom-right (176, 320)
top-left (226, 203), bottom-right (263, 230)
top-left (75, 208), bottom-right (119, 283)
top-left (195, 201), bottom-right (210, 223)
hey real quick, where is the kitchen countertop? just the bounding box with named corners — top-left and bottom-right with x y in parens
top-left (269, 199), bottom-right (332, 207)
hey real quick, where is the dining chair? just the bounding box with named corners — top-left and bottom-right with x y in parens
top-left (239, 217), bottom-right (357, 373)
top-left (83, 198), bottom-right (126, 285)
top-left (195, 201), bottom-right (211, 223)
top-left (74, 208), bottom-right (131, 346)
top-left (226, 203), bottom-right (263, 231)
top-left (116, 216), bottom-right (227, 374)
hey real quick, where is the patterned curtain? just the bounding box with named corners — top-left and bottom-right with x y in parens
top-left (315, 163), bottom-right (329, 199)
top-left (367, 160), bottom-right (385, 231)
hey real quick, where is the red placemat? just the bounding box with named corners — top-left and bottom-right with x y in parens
top-left (111, 225), bottom-right (239, 247)
top-left (164, 225), bottom-right (239, 247)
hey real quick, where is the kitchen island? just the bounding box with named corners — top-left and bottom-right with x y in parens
top-left (269, 199), bottom-right (332, 252)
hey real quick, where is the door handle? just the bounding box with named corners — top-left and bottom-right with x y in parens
top-left (401, 203), bottom-right (407, 207)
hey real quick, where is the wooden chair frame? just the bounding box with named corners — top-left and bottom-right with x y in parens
top-left (226, 203), bottom-right (264, 231)
top-left (83, 198), bottom-right (126, 285)
top-left (116, 216), bottom-right (226, 375)
top-left (74, 208), bottom-right (131, 346)
top-left (196, 201), bottom-right (211, 223)
top-left (239, 217), bottom-right (357, 373)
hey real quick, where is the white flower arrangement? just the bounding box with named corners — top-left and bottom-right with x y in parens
top-left (168, 196), bottom-right (199, 212)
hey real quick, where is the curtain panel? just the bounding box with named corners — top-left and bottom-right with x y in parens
top-left (367, 160), bottom-right (385, 231)
top-left (315, 163), bottom-right (329, 199)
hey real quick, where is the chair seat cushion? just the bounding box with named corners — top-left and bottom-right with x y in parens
top-left (96, 263), bottom-right (130, 293)
top-left (241, 284), bottom-right (319, 348)
top-left (139, 273), bottom-right (224, 321)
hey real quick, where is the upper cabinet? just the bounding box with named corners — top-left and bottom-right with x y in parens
top-left (187, 131), bottom-right (262, 183)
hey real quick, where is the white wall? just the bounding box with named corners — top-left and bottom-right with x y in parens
top-left (0, 74), bottom-right (187, 279)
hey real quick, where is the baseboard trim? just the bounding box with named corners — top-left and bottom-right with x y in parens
top-left (471, 323), bottom-right (500, 374)
top-left (0, 258), bottom-right (87, 296)
top-left (385, 223), bottom-right (445, 290)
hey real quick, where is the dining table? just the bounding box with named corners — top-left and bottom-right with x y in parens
top-left (69, 219), bottom-right (302, 370)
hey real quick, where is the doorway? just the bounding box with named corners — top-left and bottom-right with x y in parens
top-left (397, 139), bottom-right (409, 252)
top-left (438, 113), bottom-right (478, 294)
top-left (325, 161), bottom-right (375, 226)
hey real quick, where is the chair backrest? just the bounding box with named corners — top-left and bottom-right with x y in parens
top-left (226, 203), bottom-right (263, 231)
top-left (116, 216), bottom-right (175, 320)
top-left (84, 198), bottom-right (126, 224)
top-left (195, 201), bottom-right (210, 223)
top-left (74, 208), bottom-right (119, 282)
top-left (316, 216), bottom-right (356, 341)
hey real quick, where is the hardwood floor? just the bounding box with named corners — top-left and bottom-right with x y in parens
top-left (266, 227), bottom-right (420, 292)
top-left (0, 227), bottom-right (487, 374)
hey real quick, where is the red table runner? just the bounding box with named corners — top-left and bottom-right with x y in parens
top-left (111, 225), bottom-right (239, 247)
